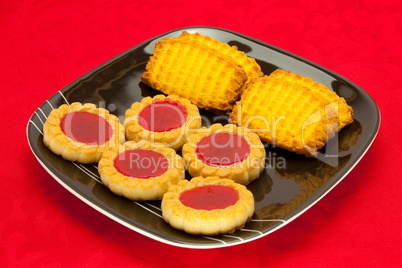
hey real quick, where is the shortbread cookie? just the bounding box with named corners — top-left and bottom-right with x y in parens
top-left (43, 102), bottom-right (124, 163)
top-left (124, 94), bottom-right (201, 150)
top-left (98, 141), bottom-right (185, 201)
top-left (179, 31), bottom-right (263, 90)
top-left (230, 76), bottom-right (338, 157)
top-left (182, 123), bottom-right (265, 185)
top-left (268, 69), bottom-right (354, 130)
top-left (141, 37), bottom-right (247, 112)
top-left (161, 176), bottom-right (254, 235)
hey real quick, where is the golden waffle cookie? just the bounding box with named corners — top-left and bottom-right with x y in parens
top-left (230, 76), bottom-right (338, 157)
top-left (268, 69), bottom-right (353, 130)
top-left (141, 37), bottom-right (247, 112)
top-left (179, 31), bottom-right (263, 89)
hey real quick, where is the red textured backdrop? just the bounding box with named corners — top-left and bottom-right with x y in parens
top-left (1, 0), bottom-right (401, 267)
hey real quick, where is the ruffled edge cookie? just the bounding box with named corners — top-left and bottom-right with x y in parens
top-left (182, 123), bottom-right (266, 185)
top-left (43, 102), bottom-right (125, 164)
top-left (161, 176), bottom-right (255, 236)
top-left (98, 141), bottom-right (185, 201)
top-left (124, 94), bottom-right (201, 150)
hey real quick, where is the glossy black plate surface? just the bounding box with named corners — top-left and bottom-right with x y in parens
top-left (27, 26), bottom-right (380, 248)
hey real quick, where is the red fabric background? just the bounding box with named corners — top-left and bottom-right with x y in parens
top-left (1, 0), bottom-right (401, 267)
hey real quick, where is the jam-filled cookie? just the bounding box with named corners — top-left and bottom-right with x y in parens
top-left (161, 176), bottom-right (255, 236)
top-left (182, 123), bottom-right (266, 185)
top-left (43, 102), bottom-right (125, 164)
top-left (124, 94), bottom-right (201, 150)
top-left (98, 141), bottom-right (185, 201)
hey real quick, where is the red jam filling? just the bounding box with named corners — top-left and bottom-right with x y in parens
top-left (179, 185), bottom-right (239, 210)
top-left (196, 133), bottom-right (250, 167)
top-left (61, 111), bottom-right (113, 145)
top-left (114, 149), bottom-right (168, 179)
top-left (138, 100), bottom-right (188, 132)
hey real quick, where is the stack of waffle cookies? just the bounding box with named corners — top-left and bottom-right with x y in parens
top-left (142, 32), bottom-right (354, 157)
top-left (141, 31), bottom-right (263, 112)
top-left (230, 69), bottom-right (354, 157)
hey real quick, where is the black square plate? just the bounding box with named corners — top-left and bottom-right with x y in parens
top-left (27, 26), bottom-right (380, 248)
